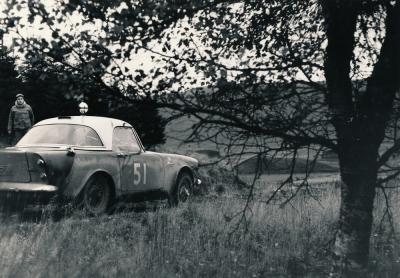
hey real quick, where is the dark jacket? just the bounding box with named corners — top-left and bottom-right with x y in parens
top-left (8, 102), bottom-right (35, 132)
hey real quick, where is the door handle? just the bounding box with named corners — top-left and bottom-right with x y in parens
top-left (117, 152), bottom-right (127, 157)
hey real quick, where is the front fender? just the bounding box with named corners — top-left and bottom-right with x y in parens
top-left (163, 158), bottom-right (199, 192)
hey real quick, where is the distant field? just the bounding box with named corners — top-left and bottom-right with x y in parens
top-left (0, 184), bottom-right (399, 277)
top-left (160, 109), bottom-right (215, 154)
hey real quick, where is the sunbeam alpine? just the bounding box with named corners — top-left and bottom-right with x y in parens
top-left (0, 111), bottom-right (201, 215)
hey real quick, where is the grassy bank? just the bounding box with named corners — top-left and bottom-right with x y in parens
top-left (0, 185), bottom-right (399, 277)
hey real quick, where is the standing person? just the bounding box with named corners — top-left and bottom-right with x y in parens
top-left (7, 93), bottom-right (34, 145)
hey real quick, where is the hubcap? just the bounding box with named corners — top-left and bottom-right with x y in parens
top-left (86, 182), bottom-right (107, 212)
top-left (178, 178), bottom-right (191, 202)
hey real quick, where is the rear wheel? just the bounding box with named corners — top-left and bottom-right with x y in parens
top-left (83, 175), bottom-right (113, 216)
top-left (169, 172), bottom-right (193, 206)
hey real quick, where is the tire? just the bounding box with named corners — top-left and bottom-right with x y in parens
top-left (169, 172), bottom-right (193, 206)
top-left (83, 175), bottom-right (113, 216)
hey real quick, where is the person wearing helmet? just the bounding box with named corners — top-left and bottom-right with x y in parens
top-left (7, 93), bottom-right (35, 145)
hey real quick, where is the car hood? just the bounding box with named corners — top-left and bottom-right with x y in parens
top-left (147, 151), bottom-right (199, 168)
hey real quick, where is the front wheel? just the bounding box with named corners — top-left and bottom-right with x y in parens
top-left (169, 172), bottom-right (193, 206)
top-left (83, 175), bottom-right (113, 216)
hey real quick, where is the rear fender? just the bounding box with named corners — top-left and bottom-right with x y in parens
top-left (66, 167), bottom-right (118, 200)
top-left (74, 170), bottom-right (116, 202)
top-left (27, 151), bottom-right (74, 186)
top-left (62, 151), bottom-right (120, 199)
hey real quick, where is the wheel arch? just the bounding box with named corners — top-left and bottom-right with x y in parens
top-left (173, 166), bottom-right (194, 192)
top-left (78, 170), bottom-right (116, 201)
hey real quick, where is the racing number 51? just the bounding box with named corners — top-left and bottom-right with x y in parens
top-left (133, 163), bottom-right (147, 185)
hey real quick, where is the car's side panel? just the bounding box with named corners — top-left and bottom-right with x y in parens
top-left (119, 152), bottom-right (164, 192)
top-left (62, 150), bottom-right (121, 199)
top-left (118, 153), bottom-right (145, 191)
top-left (138, 152), bottom-right (164, 191)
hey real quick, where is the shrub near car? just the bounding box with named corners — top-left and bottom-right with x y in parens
top-left (0, 115), bottom-right (201, 214)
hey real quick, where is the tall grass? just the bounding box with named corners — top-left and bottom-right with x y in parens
top-left (0, 185), bottom-right (399, 277)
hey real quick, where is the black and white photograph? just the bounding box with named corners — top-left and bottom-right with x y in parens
top-left (0, 0), bottom-right (399, 277)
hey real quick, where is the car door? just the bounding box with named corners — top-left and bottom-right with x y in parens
top-left (113, 126), bottom-right (163, 192)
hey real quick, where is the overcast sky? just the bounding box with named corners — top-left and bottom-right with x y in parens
top-left (0, 0), bottom-right (380, 88)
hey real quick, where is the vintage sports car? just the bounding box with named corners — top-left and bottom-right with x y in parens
top-left (0, 115), bottom-right (201, 215)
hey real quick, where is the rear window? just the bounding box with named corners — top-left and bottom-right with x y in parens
top-left (17, 124), bottom-right (103, 146)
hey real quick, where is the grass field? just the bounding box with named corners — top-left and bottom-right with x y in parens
top-left (0, 181), bottom-right (399, 278)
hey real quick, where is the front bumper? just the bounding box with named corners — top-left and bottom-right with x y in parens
top-left (192, 168), bottom-right (202, 185)
top-left (192, 169), bottom-right (203, 195)
top-left (0, 182), bottom-right (57, 210)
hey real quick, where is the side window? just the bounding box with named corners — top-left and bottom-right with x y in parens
top-left (113, 127), bottom-right (141, 153)
top-left (72, 126), bottom-right (103, 146)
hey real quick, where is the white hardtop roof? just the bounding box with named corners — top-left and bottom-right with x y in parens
top-left (34, 116), bottom-right (134, 149)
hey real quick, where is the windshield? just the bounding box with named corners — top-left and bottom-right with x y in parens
top-left (17, 124), bottom-right (103, 147)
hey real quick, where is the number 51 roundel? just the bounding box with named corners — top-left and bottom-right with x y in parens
top-left (133, 162), bottom-right (147, 185)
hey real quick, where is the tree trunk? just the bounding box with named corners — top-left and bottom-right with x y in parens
top-left (333, 138), bottom-right (379, 275)
top-left (322, 1), bottom-right (400, 275)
